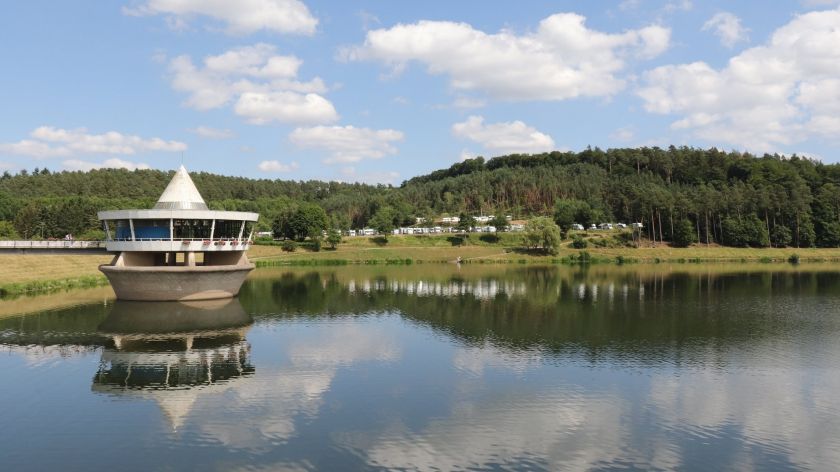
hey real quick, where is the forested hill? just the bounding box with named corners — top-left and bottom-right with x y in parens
top-left (3, 146), bottom-right (840, 248)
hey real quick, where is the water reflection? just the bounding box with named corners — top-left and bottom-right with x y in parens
top-left (92, 300), bottom-right (254, 430)
top-left (2, 266), bottom-right (840, 471)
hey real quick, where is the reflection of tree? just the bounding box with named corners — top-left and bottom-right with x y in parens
top-left (240, 268), bottom-right (840, 365)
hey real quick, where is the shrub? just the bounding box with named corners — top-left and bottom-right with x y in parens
top-left (671, 219), bottom-right (697, 248)
top-left (722, 216), bottom-right (769, 247)
top-left (281, 240), bottom-right (297, 252)
top-left (770, 225), bottom-right (792, 248)
top-left (571, 235), bottom-right (588, 249)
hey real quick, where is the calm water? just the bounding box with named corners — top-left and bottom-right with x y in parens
top-left (2, 265), bottom-right (840, 471)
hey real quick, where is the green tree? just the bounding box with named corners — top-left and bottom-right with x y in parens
top-left (553, 199), bottom-right (589, 233)
top-left (13, 202), bottom-right (40, 239)
top-left (326, 228), bottom-right (342, 249)
top-left (0, 220), bottom-right (19, 240)
top-left (524, 217), bottom-right (561, 255)
top-left (770, 225), bottom-right (792, 248)
top-left (275, 203), bottom-right (328, 241)
top-left (370, 206), bottom-right (397, 234)
top-left (456, 213), bottom-right (475, 232)
top-left (671, 219), bottom-right (697, 248)
top-left (488, 215), bottom-right (509, 231)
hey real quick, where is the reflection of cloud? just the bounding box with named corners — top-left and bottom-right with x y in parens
top-left (350, 390), bottom-right (631, 471)
top-left (197, 324), bottom-right (401, 448)
top-left (649, 369), bottom-right (840, 470)
top-left (452, 341), bottom-right (543, 375)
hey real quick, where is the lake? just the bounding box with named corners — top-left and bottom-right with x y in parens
top-left (1, 264), bottom-right (839, 471)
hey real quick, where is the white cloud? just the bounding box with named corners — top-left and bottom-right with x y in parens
top-left (234, 92), bottom-right (337, 125)
top-left (290, 125), bottom-right (404, 164)
top-left (619, 0), bottom-right (641, 11)
top-left (459, 149), bottom-right (477, 161)
top-left (339, 167), bottom-right (400, 184)
top-left (189, 126), bottom-right (235, 139)
top-left (452, 97), bottom-right (487, 109)
top-left (638, 7), bottom-right (840, 151)
top-left (169, 43), bottom-right (337, 125)
top-left (664, 0), bottom-right (693, 13)
top-left (343, 13), bottom-right (670, 101)
top-left (0, 126), bottom-right (186, 159)
top-left (610, 126), bottom-right (635, 142)
top-left (258, 160), bottom-right (299, 172)
top-left (123, 0), bottom-right (318, 35)
top-left (702, 12), bottom-right (749, 48)
top-left (0, 139), bottom-right (72, 159)
top-left (62, 158), bottom-right (151, 171)
top-left (452, 116), bottom-right (555, 155)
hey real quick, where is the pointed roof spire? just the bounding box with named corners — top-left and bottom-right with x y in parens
top-left (153, 165), bottom-right (208, 210)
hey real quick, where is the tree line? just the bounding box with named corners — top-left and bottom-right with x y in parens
top-left (2, 146), bottom-right (840, 248)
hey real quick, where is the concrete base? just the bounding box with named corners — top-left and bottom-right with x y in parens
top-left (99, 263), bottom-right (254, 301)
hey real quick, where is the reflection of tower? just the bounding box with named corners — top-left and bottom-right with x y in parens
top-left (92, 299), bottom-right (254, 430)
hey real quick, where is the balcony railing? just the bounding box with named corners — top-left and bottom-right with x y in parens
top-left (107, 238), bottom-right (252, 244)
top-left (0, 240), bottom-right (107, 249)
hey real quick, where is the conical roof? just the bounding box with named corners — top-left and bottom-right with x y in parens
top-left (153, 165), bottom-right (208, 210)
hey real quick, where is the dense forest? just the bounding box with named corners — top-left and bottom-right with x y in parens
top-left (2, 146), bottom-right (840, 248)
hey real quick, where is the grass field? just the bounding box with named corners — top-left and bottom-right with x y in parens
top-left (249, 234), bottom-right (840, 265)
top-left (3, 233), bottom-right (840, 295)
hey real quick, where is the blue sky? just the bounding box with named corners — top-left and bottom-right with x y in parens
top-left (1, 0), bottom-right (839, 183)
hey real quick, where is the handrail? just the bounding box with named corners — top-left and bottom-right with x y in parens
top-left (0, 240), bottom-right (107, 249)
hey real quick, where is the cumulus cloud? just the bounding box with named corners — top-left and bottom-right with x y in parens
top-left (638, 7), bottom-right (840, 151)
top-left (188, 126), bottom-right (235, 139)
top-left (123, 0), bottom-right (318, 35)
top-left (169, 43), bottom-right (338, 125)
top-left (452, 97), bottom-right (487, 109)
top-left (257, 160), bottom-right (299, 173)
top-left (702, 12), bottom-right (749, 48)
top-left (339, 167), bottom-right (400, 185)
top-left (0, 126), bottom-right (186, 159)
top-left (610, 126), bottom-right (635, 142)
top-left (289, 125), bottom-right (404, 164)
top-left (452, 116), bottom-right (555, 155)
top-left (62, 158), bottom-right (151, 171)
top-left (343, 13), bottom-right (670, 101)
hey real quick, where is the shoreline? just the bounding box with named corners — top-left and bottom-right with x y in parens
top-left (3, 240), bottom-right (840, 300)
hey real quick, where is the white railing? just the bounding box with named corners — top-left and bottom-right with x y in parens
top-left (0, 240), bottom-right (107, 249)
top-left (108, 238), bottom-right (252, 244)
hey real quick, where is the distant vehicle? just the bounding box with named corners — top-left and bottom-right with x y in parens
top-left (361, 228), bottom-right (376, 236)
top-left (571, 224), bottom-right (584, 231)
top-left (589, 224), bottom-right (597, 230)
top-left (631, 222), bottom-right (644, 229)
top-left (346, 229), bottom-right (357, 237)
top-left (616, 223), bottom-right (627, 229)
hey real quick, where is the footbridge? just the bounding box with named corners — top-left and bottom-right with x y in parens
top-left (0, 240), bottom-right (108, 254)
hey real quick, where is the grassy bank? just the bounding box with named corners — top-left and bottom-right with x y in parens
top-left (2, 234), bottom-right (840, 294)
top-left (250, 234), bottom-right (840, 265)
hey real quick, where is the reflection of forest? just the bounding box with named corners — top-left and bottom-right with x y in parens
top-left (240, 267), bottom-right (840, 362)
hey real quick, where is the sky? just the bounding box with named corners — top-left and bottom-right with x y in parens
top-left (1, 0), bottom-right (840, 184)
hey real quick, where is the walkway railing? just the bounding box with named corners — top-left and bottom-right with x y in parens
top-left (0, 240), bottom-right (107, 249)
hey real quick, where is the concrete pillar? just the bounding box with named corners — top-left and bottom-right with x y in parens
top-left (185, 251), bottom-right (196, 267)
